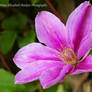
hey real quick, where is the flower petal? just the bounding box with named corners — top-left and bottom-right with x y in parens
top-left (40, 64), bottom-right (72, 88)
top-left (70, 55), bottom-right (92, 75)
top-left (13, 43), bottom-right (60, 69)
top-left (15, 60), bottom-right (63, 84)
top-left (35, 11), bottom-right (67, 50)
top-left (66, 1), bottom-right (92, 53)
top-left (77, 32), bottom-right (92, 59)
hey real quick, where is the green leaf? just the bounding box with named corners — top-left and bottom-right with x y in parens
top-left (0, 30), bottom-right (17, 54)
top-left (43, 84), bottom-right (58, 92)
top-left (0, 0), bottom-right (9, 5)
top-left (0, 69), bottom-right (26, 92)
top-left (63, 82), bottom-right (70, 92)
top-left (2, 14), bottom-right (28, 30)
top-left (25, 82), bottom-right (38, 92)
top-left (31, 0), bottom-right (39, 4)
top-left (18, 30), bottom-right (36, 48)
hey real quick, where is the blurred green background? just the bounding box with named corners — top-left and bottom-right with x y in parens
top-left (0, 0), bottom-right (92, 92)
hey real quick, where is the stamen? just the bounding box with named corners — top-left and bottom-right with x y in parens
top-left (58, 47), bottom-right (77, 65)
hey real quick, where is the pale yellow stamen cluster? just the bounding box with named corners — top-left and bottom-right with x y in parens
top-left (59, 47), bottom-right (77, 65)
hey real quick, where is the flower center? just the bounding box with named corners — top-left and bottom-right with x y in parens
top-left (59, 47), bottom-right (77, 65)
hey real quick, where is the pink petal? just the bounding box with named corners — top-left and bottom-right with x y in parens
top-left (77, 32), bottom-right (92, 59)
top-left (35, 11), bottom-right (67, 50)
top-left (40, 64), bottom-right (72, 88)
top-left (70, 55), bottom-right (92, 75)
top-left (13, 43), bottom-right (60, 69)
top-left (15, 60), bottom-right (63, 84)
top-left (66, 1), bottom-right (92, 53)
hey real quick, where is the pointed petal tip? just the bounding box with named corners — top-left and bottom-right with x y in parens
top-left (40, 78), bottom-right (50, 88)
top-left (15, 80), bottom-right (24, 84)
top-left (13, 51), bottom-right (20, 64)
top-left (13, 56), bottom-right (18, 66)
top-left (35, 11), bottom-right (48, 19)
top-left (13, 55), bottom-right (21, 68)
top-left (15, 74), bottom-right (25, 84)
top-left (82, 1), bottom-right (90, 5)
top-left (35, 11), bottom-right (53, 23)
top-left (41, 84), bottom-right (47, 89)
top-left (15, 75), bottom-right (20, 84)
top-left (13, 56), bottom-right (16, 63)
top-left (36, 11), bottom-right (49, 16)
top-left (85, 1), bottom-right (89, 4)
top-left (15, 77), bottom-right (21, 84)
top-left (15, 81), bottom-right (19, 84)
top-left (40, 81), bottom-right (49, 89)
top-left (14, 72), bottom-right (24, 84)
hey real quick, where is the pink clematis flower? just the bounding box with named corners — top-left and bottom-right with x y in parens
top-left (13, 1), bottom-right (92, 88)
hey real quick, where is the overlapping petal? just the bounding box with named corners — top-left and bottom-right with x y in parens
top-left (77, 32), bottom-right (92, 59)
top-left (40, 64), bottom-right (72, 88)
top-left (66, 1), bottom-right (92, 53)
top-left (35, 11), bottom-right (67, 50)
top-left (70, 55), bottom-right (92, 75)
top-left (15, 60), bottom-right (64, 84)
top-left (13, 43), bottom-right (60, 69)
